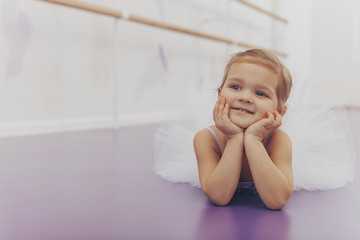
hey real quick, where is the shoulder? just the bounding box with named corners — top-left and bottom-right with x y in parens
top-left (193, 126), bottom-right (215, 147)
top-left (193, 126), bottom-right (222, 157)
top-left (269, 129), bottom-right (291, 145)
top-left (266, 129), bottom-right (292, 156)
top-left (194, 126), bottom-right (218, 141)
top-left (194, 128), bottom-right (211, 143)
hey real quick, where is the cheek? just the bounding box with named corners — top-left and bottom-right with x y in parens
top-left (219, 92), bottom-right (230, 102)
top-left (264, 100), bottom-right (279, 112)
top-left (224, 91), bottom-right (238, 100)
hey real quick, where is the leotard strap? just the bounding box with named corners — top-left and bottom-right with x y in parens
top-left (264, 130), bottom-right (278, 148)
top-left (205, 127), bottom-right (222, 156)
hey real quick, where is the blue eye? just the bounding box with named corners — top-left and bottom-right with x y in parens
top-left (256, 91), bottom-right (268, 97)
top-left (230, 85), bottom-right (240, 90)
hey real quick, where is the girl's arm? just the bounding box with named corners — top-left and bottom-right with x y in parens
top-left (193, 97), bottom-right (244, 206)
top-left (194, 130), bottom-right (243, 206)
top-left (245, 112), bottom-right (293, 210)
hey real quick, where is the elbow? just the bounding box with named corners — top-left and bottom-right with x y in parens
top-left (264, 191), bottom-right (292, 210)
top-left (203, 188), bottom-right (232, 206)
top-left (211, 197), bottom-right (231, 206)
top-left (265, 200), bottom-right (287, 210)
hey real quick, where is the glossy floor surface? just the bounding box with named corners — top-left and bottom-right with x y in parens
top-left (1, 110), bottom-right (360, 240)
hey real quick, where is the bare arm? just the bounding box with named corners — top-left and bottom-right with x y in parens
top-left (245, 112), bottom-right (293, 210)
top-left (193, 96), bottom-right (244, 206)
top-left (194, 131), bottom-right (243, 205)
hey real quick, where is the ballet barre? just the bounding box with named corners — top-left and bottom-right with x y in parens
top-left (236, 0), bottom-right (288, 24)
top-left (39, 0), bottom-right (287, 58)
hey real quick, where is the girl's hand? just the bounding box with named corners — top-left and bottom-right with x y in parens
top-left (213, 96), bottom-right (244, 139)
top-left (245, 111), bottom-right (282, 141)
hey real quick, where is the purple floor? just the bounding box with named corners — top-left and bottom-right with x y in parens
top-left (1, 111), bottom-right (360, 240)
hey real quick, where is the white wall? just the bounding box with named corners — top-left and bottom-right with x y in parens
top-left (0, 0), bottom-right (314, 137)
top-left (309, 0), bottom-right (360, 106)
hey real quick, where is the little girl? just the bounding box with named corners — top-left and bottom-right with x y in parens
top-left (193, 49), bottom-right (293, 209)
top-left (154, 49), bottom-right (355, 209)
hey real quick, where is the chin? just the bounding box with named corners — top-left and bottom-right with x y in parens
top-left (232, 121), bottom-right (252, 129)
top-left (229, 116), bottom-right (254, 129)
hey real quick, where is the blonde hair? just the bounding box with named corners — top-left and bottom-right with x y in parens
top-left (219, 49), bottom-right (292, 109)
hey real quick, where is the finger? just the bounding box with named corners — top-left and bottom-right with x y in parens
top-left (273, 111), bottom-right (280, 120)
top-left (214, 97), bottom-right (225, 124)
top-left (213, 98), bottom-right (220, 116)
top-left (273, 111), bottom-right (282, 126)
top-left (222, 103), bottom-right (230, 121)
top-left (267, 112), bottom-right (274, 120)
top-left (217, 96), bottom-right (224, 114)
top-left (214, 100), bottom-right (224, 123)
top-left (214, 96), bottom-right (224, 112)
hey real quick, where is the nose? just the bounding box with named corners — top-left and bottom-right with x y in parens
top-left (238, 90), bottom-right (252, 103)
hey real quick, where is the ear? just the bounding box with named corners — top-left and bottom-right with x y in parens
top-left (217, 88), bottom-right (222, 97)
top-left (277, 105), bottom-right (287, 116)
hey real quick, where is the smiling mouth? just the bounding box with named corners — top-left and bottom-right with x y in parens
top-left (233, 108), bottom-right (254, 114)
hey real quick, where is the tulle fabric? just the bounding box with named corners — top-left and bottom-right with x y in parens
top-left (153, 89), bottom-right (216, 188)
top-left (153, 86), bottom-right (356, 191)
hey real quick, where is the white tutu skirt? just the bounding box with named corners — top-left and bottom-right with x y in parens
top-left (153, 88), bottom-right (356, 191)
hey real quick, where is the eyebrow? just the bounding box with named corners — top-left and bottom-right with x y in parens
top-left (227, 77), bottom-right (244, 83)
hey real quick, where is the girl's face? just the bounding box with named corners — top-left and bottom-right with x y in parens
top-left (219, 62), bottom-right (280, 129)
